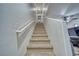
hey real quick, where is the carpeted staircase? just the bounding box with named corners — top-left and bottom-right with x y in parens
top-left (26, 23), bottom-right (54, 56)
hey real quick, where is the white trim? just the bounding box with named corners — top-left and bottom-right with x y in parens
top-left (61, 22), bottom-right (73, 56)
top-left (61, 23), bottom-right (68, 56)
top-left (47, 17), bottom-right (63, 22)
top-left (70, 36), bottom-right (79, 38)
top-left (16, 21), bottom-right (34, 32)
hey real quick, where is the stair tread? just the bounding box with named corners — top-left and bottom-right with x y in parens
top-left (32, 33), bottom-right (47, 34)
top-left (27, 47), bottom-right (53, 49)
top-left (26, 48), bottom-right (53, 56)
top-left (31, 37), bottom-right (49, 41)
top-left (29, 41), bottom-right (50, 42)
top-left (27, 48), bottom-right (53, 51)
top-left (27, 45), bottom-right (52, 48)
top-left (32, 34), bottom-right (48, 37)
top-left (26, 23), bottom-right (53, 56)
top-left (27, 42), bottom-right (53, 48)
top-left (32, 36), bottom-right (48, 38)
top-left (32, 35), bottom-right (48, 37)
top-left (33, 32), bottom-right (46, 34)
top-left (30, 39), bottom-right (50, 42)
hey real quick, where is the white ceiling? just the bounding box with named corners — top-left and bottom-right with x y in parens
top-left (47, 3), bottom-right (79, 19)
top-left (47, 3), bottom-right (71, 19)
top-left (31, 3), bottom-right (49, 20)
top-left (65, 3), bottom-right (79, 16)
top-left (30, 3), bottom-right (79, 19)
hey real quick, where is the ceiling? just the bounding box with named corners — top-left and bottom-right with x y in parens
top-left (33, 3), bottom-right (48, 18)
top-left (30, 3), bottom-right (79, 19)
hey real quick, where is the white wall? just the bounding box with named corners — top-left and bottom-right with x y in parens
top-left (44, 18), bottom-right (73, 56)
top-left (0, 4), bottom-right (34, 56)
top-left (18, 25), bottom-right (35, 56)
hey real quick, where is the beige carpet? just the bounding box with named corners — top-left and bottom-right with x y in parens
top-left (26, 23), bottom-right (54, 56)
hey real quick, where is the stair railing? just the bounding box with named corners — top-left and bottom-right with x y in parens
top-left (16, 20), bottom-right (35, 48)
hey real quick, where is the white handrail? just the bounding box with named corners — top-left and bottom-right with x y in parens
top-left (16, 20), bottom-right (34, 32)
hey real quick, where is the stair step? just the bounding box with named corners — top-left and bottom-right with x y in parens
top-left (32, 34), bottom-right (48, 37)
top-left (26, 48), bottom-right (53, 56)
top-left (27, 46), bottom-right (53, 49)
top-left (33, 32), bottom-right (46, 34)
top-left (26, 23), bottom-right (54, 56)
top-left (27, 41), bottom-right (52, 48)
top-left (31, 36), bottom-right (49, 41)
top-left (32, 36), bottom-right (48, 37)
top-left (30, 39), bottom-right (50, 42)
top-left (33, 31), bottom-right (46, 34)
top-left (32, 36), bottom-right (48, 39)
top-left (34, 31), bottom-right (45, 32)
